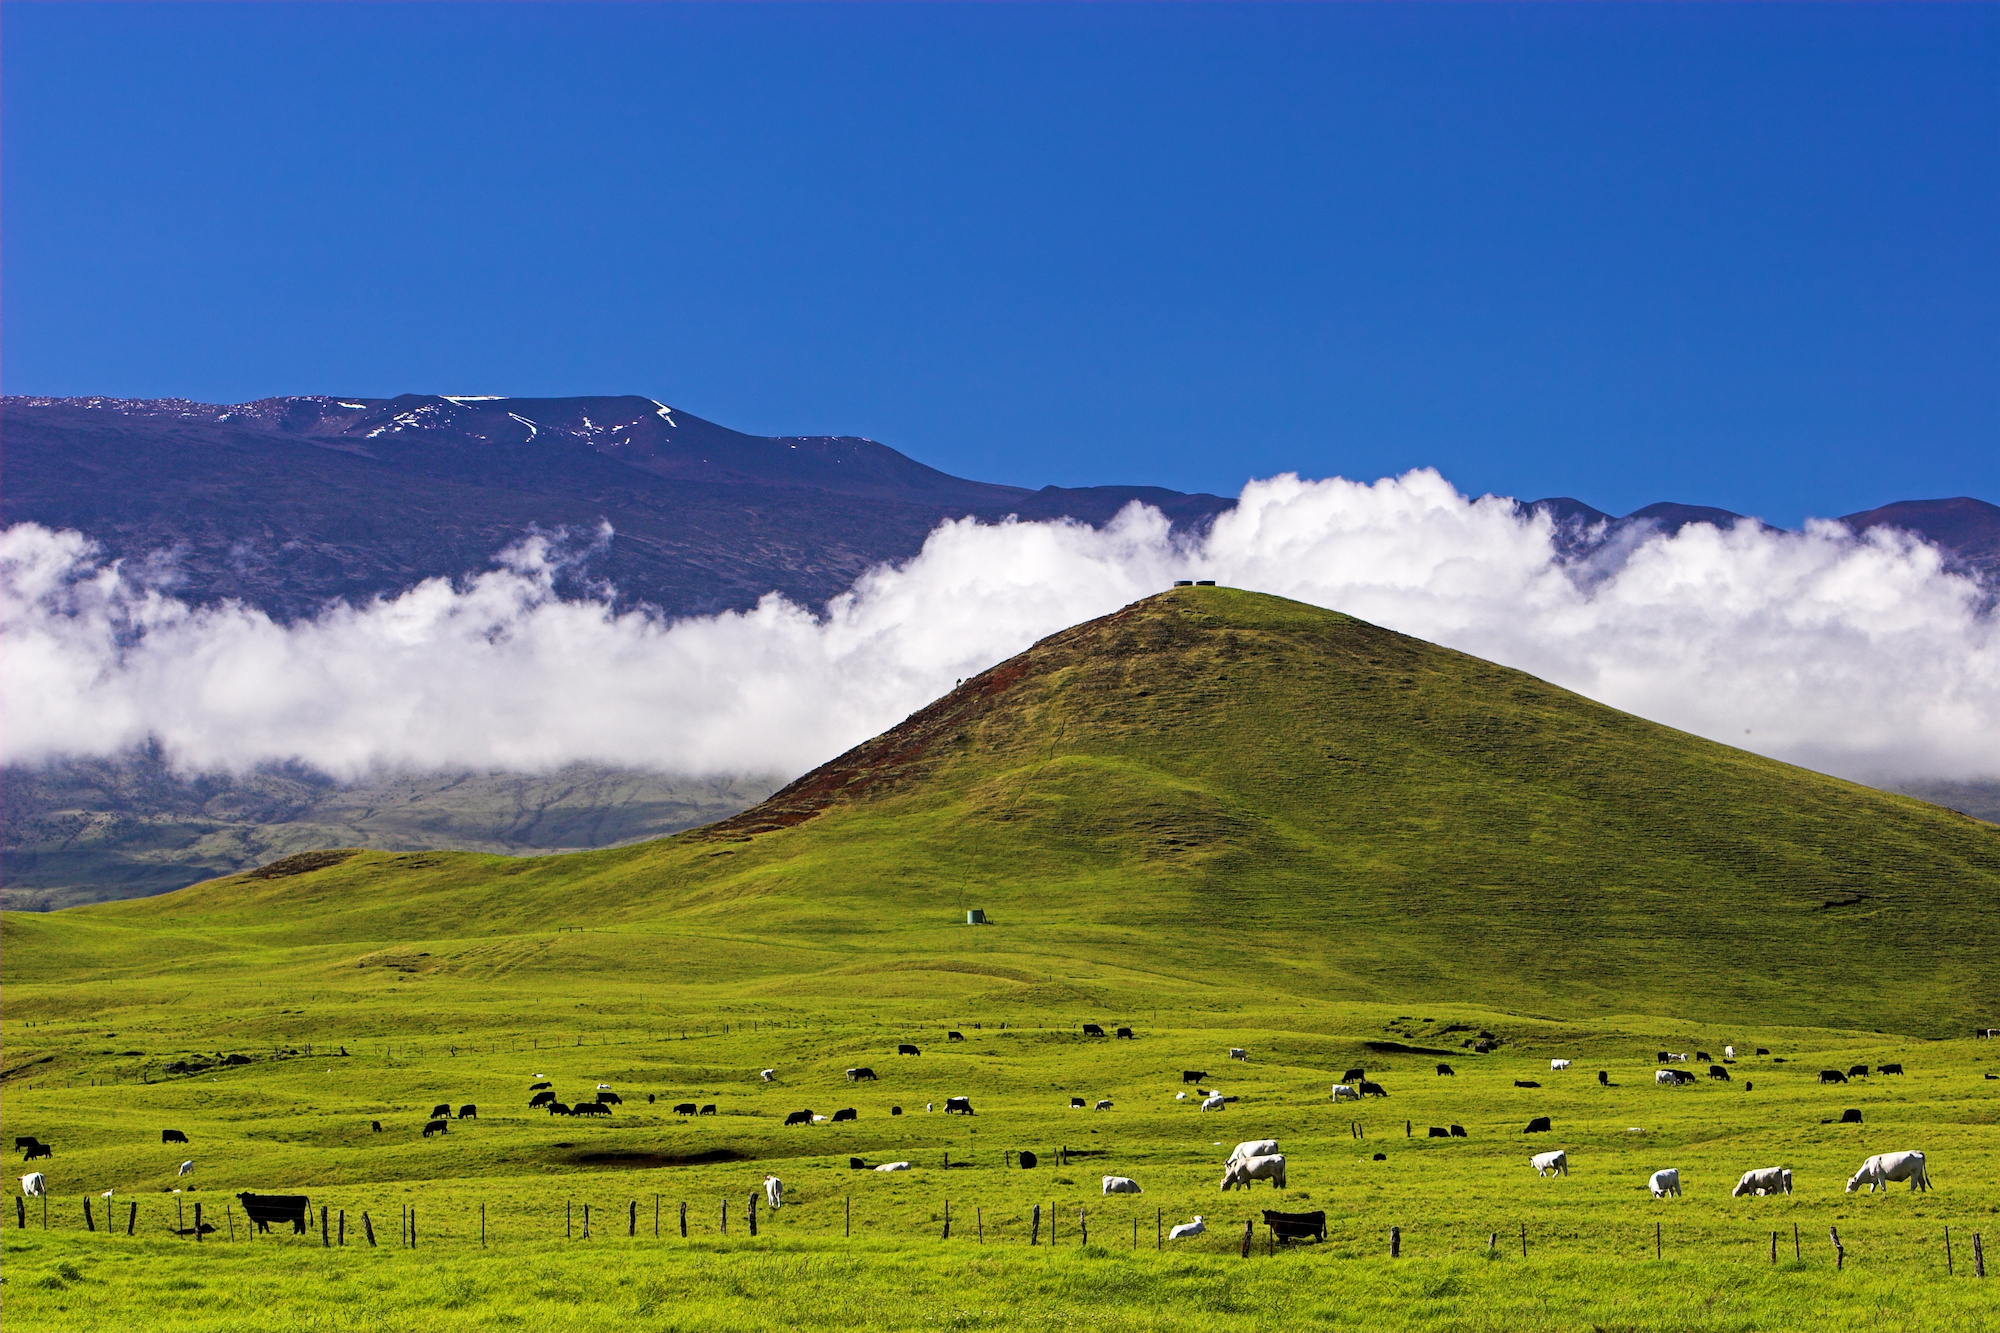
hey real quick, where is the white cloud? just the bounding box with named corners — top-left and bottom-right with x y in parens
top-left (3, 469), bottom-right (1994, 785)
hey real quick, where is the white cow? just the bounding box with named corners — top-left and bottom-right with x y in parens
top-left (1175, 1091), bottom-right (1187, 1101)
top-left (759, 1069), bottom-right (776, 1082)
top-left (20, 1173), bottom-right (46, 1197)
top-left (1724, 1045), bottom-right (1736, 1060)
top-left (1102, 1176), bottom-right (1143, 1195)
top-left (1648, 1168), bottom-right (1682, 1198)
top-left (1732, 1167), bottom-right (1792, 1197)
top-left (1847, 1151), bottom-right (1929, 1193)
top-left (1229, 1048), bottom-right (1248, 1061)
top-left (764, 1175), bottom-right (784, 1208)
top-left (1201, 1095), bottom-right (1225, 1112)
top-left (1531, 1150), bottom-right (1569, 1177)
top-left (1550, 1059), bottom-right (1572, 1071)
top-left (1330, 1084), bottom-right (1358, 1102)
top-left (1667, 1052), bottom-right (1688, 1062)
top-left (1654, 1070), bottom-right (1680, 1086)
top-left (1219, 1153), bottom-right (1286, 1190)
top-left (597, 1083), bottom-right (612, 1091)
top-left (1230, 1139), bottom-right (1279, 1162)
top-left (178, 1160), bottom-right (194, 1177)
top-left (1168, 1215), bottom-right (1206, 1241)
top-left (873, 1161), bottom-right (912, 1172)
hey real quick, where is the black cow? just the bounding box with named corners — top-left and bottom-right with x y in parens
top-left (371, 1121), bottom-right (382, 1132)
top-left (237, 1193), bottom-right (310, 1234)
top-left (1756, 1047), bottom-right (1771, 1055)
top-left (1880, 1063), bottom-right (1904, 1075)
top-left (1598, 1070), bottom-right (1610, 1086)
top-left (1436, 1064), bottom-right (1455, 1076)
top-left (1427, 1126), bottom-right (1450, 1137)
top-left (1744, 1082), bottom-right (1753, 1092)
top-left (162, 1130), bottom-right (189, 1144)
top-left (1514, 1080), bottom-right (1541, 1089)
top-left (890, 1106), bottom-right (902, 1116)
top-left (1342, 1067), bottom-right (1366, 1084)
top-left (573, 1102), bottom-right (611, 1117)
top-left (459, 1104), bottom-right (478, 1118)
top-left (596, 1092), bottom-right (622, 1105)
top-left (1449, 1124), bottom-right (1467, 1138)
top-left (1820, 1070), bottom-right (1848, 1084)
top-left (12, 1137), bottom-right (37, 1149)
top-left (1182, 1071), bottom-right (1207, 1084)
top-left (1081, 1024), bottom-right (1106, 1038)
top-left (944, 1096), bottom-right (975, 1115)
top-left (1115, 1027), bottom-right (1134, 1039)
top-left (947, 1031), bottom-right (965, 1042)
top-left (898, 1044), bottom-right (920, 1056)
top-left (529, 1091), bottom-right (555, 1108)
top-left (849, 1157), bottom-right (867, 1169)
top-left (548, 1102), bottom-right (572, 1116)
top-left (700, 1104), bottom-right (717, 1116)
top-left (1019, 1150), bottom-right (1038, 1169)
top-left (1358, 1081), bottom-right (1388, 1098)
top-left (1656, 1051), bottom-right (1670, 1063)
top-left (1070, 1097), bottom-right (1086, 1108)
top-left (430, 1103), bottom-right (451, 1119)
top-left (1524, 1116), bottom-right (1552, 1134)
top-left (1709, 1066), bottom-right (1730, 1081)
top-left (647, 1094), bottom-right (656, 1104)
top-left (831, 1108), bottom-right (858, 1122)
top-left (784, 1110), bottom-right (814, 1127)
top-left (423, 1120), bottom-right (448, 1137)
top-left (1847, 1065), bottom-right (1870, 1079)
top-left (1372, 1152), bottom-right (1387, 1161)
top-left (848, 1068), bottom-right (878, 1082)
top-left (1840, 1108), bottom-right (1863, 1124)
top-left (674, 1103), bottom-right (697, 1116)
top-left (528, 1081), bottom-right (551, 1091)
top-left (1695, 1051), bottom-right (1712, 1063)
top-left (23, 1144), bottom-right (51, 1161)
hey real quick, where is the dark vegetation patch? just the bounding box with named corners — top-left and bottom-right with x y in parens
top-left (567, 1148), bottom-right (745, 1170)
top-left (247, 849), bottom-right (357, 880)
top-left (1365, 1040), bottom-right (1467, 1057)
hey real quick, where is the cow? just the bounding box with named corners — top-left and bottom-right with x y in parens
top-left (760, 1069), bottom-right (777, 1081)
top-left (1656, 1051), bottom-right (1670, 1064)
top-left (1182, 1071), bottom-right (1207, 1084)
top-left (784, 1110), bottom-right (814, 1127)
top-left (1070, 1097), bottom-right (1086, 1109)
top-left (1649, 1168), bottom-right (1682, 1198)
top-left (1428, 1126), bottom-right (1451, 1138)
top-left (1530, 1150), bottom-right (1568, 1177)
top-left (20, 1173), bottom-right (45, 1197)
top-left (1219, 1153), bottom-right (1286, 1190)
top-left (1756, 1047), bottom-right (1770, 1055)
top-left (1551, 1059), bottom-right (1571, 1071)
top-left (573, 1102), bottom-right (611, 1118)
top-left (1744, 1082), bottom-right (1753, 1092)
top-left (701, 1105), bottom-right (717, 1116)
top-left (1820, 1070), bottom-right (1848, 1084)
top-left (23, 1144), bottom-right (52, 1162)
top-left (528, 1081), bottom-right (551, 1091)
top-left (1094, 1099), bottom-right (1113, 1111)
top-left (873, 1162), bottom-right (912, 1172)
top-left (1655, 1070), bottom-right (1681, 1086)
top-left (1514, 1080), bottom-right (1541, 1089)
top-left (1229, 1048), bottom-right (1248, 1062)
top-left (1116, 1027), bottom-right (1134, 1039)
top-left (1019, 1151), bottom-right (1038, 1169)
top-left (1667, 1053), bottom-right (1688, 1063)
top-left (238, 1192), bottom-right (310, 1233)
top-left (1167, 1215), bottom-right (1206, 1241)
top-left (371, 1121), bottom-right (382, 1132)
top-left (1449, 1125), bottom-right (1467, 1138)
top-left (1598, 1070), bottom-right (1610, 1086)
top-left (897, 1045), bottom-right (920, 1056)
top-left (1735, 1168), bottom-right (1793, 1197)
top-left (1838, 1108), bottom-right (1863, 1124)
top-left (1330, 1084), bottom-right (1358, 1102)
top-left (596, 1093), bottom-right (621, 1106)
top-left (1695, 1052), bottom-right (1712, 1064)
top-left (12, 1138), bottom-right (37, 1150)
top-left (459, 1104), bottom-right (478, 1118)
top-left (162, 1130), bottom-right (189, 1144)
top-left (1724, 1046), bottom-right (1735, 1060)
top-left (1201, 1095), bottom-right (1226, 1112)
top-left (674, 1103), bottom-right (698, 1116)
top-left (1358, 1081), bottom-right (1388, 1098)
top-left (530, 1091), bottom-right (555, 1108)
top-left (423, 1120), bottom-right (448, 1137)
top-left (831, 1108), bottom-right (858, 1123)
top-left (1341, 1067), bottom-right (1366, 1084)
top-left (1102, 1176), bottom-right (1143, 1195)
top-left (430, 1104), bottom-right (451, 1120)
top-left (1524, 1117), bottom-right (1553, 1134)
top-left (1231, 1139), bottom-right (1279, 1161)
top-left (1436, 1064), bottom-right (1455, 1076)
top-left (847, 1068), bottom-right (878, 1082)
top-left (1846, 1151), bottom-right (1929, 1193)
top-left (1709, 1066), bottom-right (1730, 1081)
top-left (891, 1106), bottom-right (903, 1115)
top-left (948, 1031), bottom-right (965, 1043)
top-left (1081, 1024), bottom-right (1106, 1038)
top-left (944, 1096), bottom-right (975, 1115)
top-left (764, 1176), bottom-right (784, 1209)
top-left (850, 1157), bottom-right (868, 1170)
top-left (1847, 1065), bottom-right (1870, 1079)
top-left (1880, 1063), bottom-right (1905, 1075)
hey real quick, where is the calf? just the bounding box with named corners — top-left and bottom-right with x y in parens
top-left (573, 1101), bottom-right (611, 1117)
top-left (237, 1192), bottom-right (310, 1234)
top-left (847, 1068), bottom-right (877, 1082)
top-left (529, 1091), bottom-right (555, 1108)
top-left (898, 1044), bottom-right (920, 1056)
top-left (1341, 1067), bottom-right (1366, 1084)
top-left (831, 1108), bottom-right (858, 1123)
top-left (674, 1103), bottom-right (698, 1116)
top-left (430, 1103), bottom-right (452, 1120)
top-left (944, 1096), bottom-right (975, 1115)
top-left (1082, 1024), bottom-right (1106, 1038)
top-left (700, 1105), bottom-right (717, 1116)
top-left (1820, 1070), bottom-right (1848, 1084)
top-left (1219, 1153), bottom-right (1286, 1190)
top-left (1358, 1081), bottom-right (1388, 1098)
top-left (784, 1110), bottom-right (814, 1127)
top-left (423, 1119), bottom-right (449, 1136)
top-left (1116, 1027), bottom-right (1134, 1039)
top-left (1436, 1063), bottom-right (1455, 1076)
top-left (1709, 1066), bottom-right (1730, 1081)
top-left (1514, 1080), bottom-right (1541, 1089)
top-left (1449, 1124), bottom-right (1467, 1138)
top-left (1879, 1063), bottom-right (1905, 1075)
top-left (948, 1031), bottom-right (965, 1042)
top-left (162, 1130), bottom-right (189, 1145)
top-left (459, 1104), bottom-right (478, 1118)
top-left (1428, 1126), bottom-right (1451, 1138)
top-left (1523, 1116), bottom-right (1553, 1134)
top-left (1846, 1150), bottom-right (1929, 1193)
top-left (1530, 1149), bottom-right (1568, 1177)
top-left (1101, 1176), bottom-right (1143, 1195)
top-left (22, 1144), bottom-right (51, 1162)
top-left (1182, 1071), bottom-right (1207, 1084)
top-left (1732, 1167), bottom-right (1791, 1197)
top-left (1649, 1168), bottom-right (1681, 1198)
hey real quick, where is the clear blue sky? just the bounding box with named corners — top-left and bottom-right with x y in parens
top-left (4, 3), bottom-right (1995, 524)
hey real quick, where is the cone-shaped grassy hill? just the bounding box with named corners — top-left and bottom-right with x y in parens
top-left (7, 587), bottom-right (1996, 1033)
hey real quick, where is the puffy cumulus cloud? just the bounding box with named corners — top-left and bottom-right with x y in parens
top-left (3, 469), bottom-right (1994, 785)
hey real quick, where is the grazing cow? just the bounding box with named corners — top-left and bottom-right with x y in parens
top-left (1524, 1117), bottom-right (1553, 1134)
top-left (1229, 1048), bottom-right (1248, 1062)
top-left (1655, 1070), bottom-right (1680, 1086)
top-left (1102, 1176), bottom-right (1143, 1195)
top-left (1656, 1051), bottom-right (1670, 1064)
top-left (530, 1091), bottom-right (555, 1108)
top-left (1449, 1125), bottom-right (1467, 1138)
top-left (1668, 1053), bottom-right (1688, 1063)
top-left (372, 1121), bottom-right (382, 1132)
top-left (1530, 1150), bottom-right (1568, 1177)
top-left (1116, 1027), bottom-right (1134, 1039)
top-left (1230, 1139), bottom-right (1279, 1161)
top-left (1436, 1064), bottom-right (1455, 1076)
top-left (1428, 1126), bottom-right (1451, 1138)
top-left (423, 1120), bottom-right (448, 1137)
top-left (1373, 1152), bottom-right (1387, 1161)
top-left (528, 1081), bottom-right (551, 1091)
top-left (1847, 1065), bottom-right (1870, 1079)
top-left (1880, 1063), bottom-right (1904, 1075)
top-left (948, 1031), bottom-right (965, 1043)
top-left (874, 1162), bottom-right (912, 1172)
top-left (1649, 1168), bottom-right (1682, 1198)
top-left (1019, 1151), bottom-right (1038, 1169)
top-left (1756, 1047), bottom-right (1770, 1055)
top-left (897, 1045), bottom-right (920, 1057)
top-left (1847, 1151), bottom-right (1929, 1193)
top-left (459, 1104), bottom-right (478, 1118)
top-left (784, 1110), bottom-right (814, 1127)
top-left (1551, 1059), bottom-right (1572, 1071)
top-left (1514, 1080), bottom-right (1541, 1089)
top-left (237, 1193), bottom-right (311, 1234)
top-left (944, 1096), bottom-right (975, 1115)
top-left (1358, 1081), bottom-right (1388, 1098)
top-left (831, 1108), bottom-right (857, 1123)
top-left (12, 1138), bottom-right (37, 1150)
top-left (1095, 1099), bottom-right (1113, 1111)
top-left (1219, 1153), bottom-right (1286, 1191)
top-left (21, 1173), bottom-right (46, 1197)
top-left (1598, 1070), bottom-right (1610, 1086)
top-left (760, 1069), bottom-right (777, 1082)
top-left (701, 1105), bottom-right (717, 1116)
top-left (1695, 1052), bottom-right (1711, 1064)
top-left (548, 1103), bottom-right (572, 1117)
top-left (596, 1093), bottom-right (621, 1106)
top-left (178, 1160), bottom-right (196, 1176)
top-left (1724, 1046), bottom-right (1735, 1060)
top-left (1709, 1066), bottom-right (1730, 1081)
top-left (1070, 1097), bottom-right (1086, 1109)
top-left (847, 1068), bottom-right (878, 1082)
top-left (891, 1106), bottom-right (903, 1115)
top-left (23, 1144), bottom-right (52, 1162)
top-left (430, 1104), bottom-right (452, 1120)
top-left (573, 1102), bottom-right (611, 1118)
top-left (162, 1130), bottom-right (189, 1145)
top-left (849, 1157), bottom-right (867, 1170)
top-left (1167, 1215), bottom-right (1206, 1241)
top-left (1201, 1095), bottom-right (1226, 1112)
top-left (1182, 1071), bottom-right (1207, 1084)
top-left (1820, 1070), bottom-right (1848, 1084)
top-left (1082, 1024), bottom-right (1106, 1038)
top-left (764, 1176), bottom-right (784, 1209)
top-left (1732, 1168), bottom-right (1792, 1197)
top-left (1744, 1082), bottom-right (1753, 1092)
top-left (1329, 1084), bottom-right (1358, 1102)
top-left (674, 1103), bottom-right (698, 1116)
top-left (1839, 1109), bottom-right (1863, 1124)
top-left (1341, 1068), bottom-right (1366, 1084)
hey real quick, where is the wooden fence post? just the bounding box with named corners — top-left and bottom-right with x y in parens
top-left (363, 1211), bottom-right (377, 1247)
top-left (679, 1201), bottom-right (688, 1238)
top-left (1157, 1208), bottom-right (1162, 1250)
top-left (1031, 1204), bottom-right (1040, 1246)
top-left (83, 1197), bottom-right (94, 1233)
top-left (1974, 1232), bottom-right (1985, 1278)
top-left (1944, 1226), bottom-right (1952, 1275)
top-left (479, 1203), bottom-right (484, 1247)
top-left (1830, 1226), bottom-right (1844, 1271)
top-left (629, 1200), bottom-right (636, 1237)
top-left (982, 1209), bottom-right (986, 1244)
top-left (1079, 1206), bottom-right (1086, 1246)
top-left (226, 1205), bottom-right (234, 1242)
top-left (1391, 1225), bottom-right (1400, 1258)
top-left (1240, 1219), bottom-right (1252, 1258)
top-left (1770, 1230), bottom-right (1777, 1263)
top-left (321, 1205), bottom-right (330, 1248)
top-left (748, 1193), bottom-right (757, 1238)
top-left (194, 1202), bottom-right (202, 1242)
top-left (720, 1198), bottom-right (727, 1235)
top-left (583, 1204), bottom-right (590, 1240)
top-left (1487, 1231), bottom-right (1496, 1254)
top-left (941, 1199), bottom-right (949, 1241)
top-left (567, 1200), bottom-right (572, 1239)
top-left (1656, 1221), bottom-right (1661, 1259)
top-left (340, 1209), bottom-right (346, 1247)
top-left (1794, 1223), bottom-right (1800, 1262)
top-left (410, 1206), bottom-right (416, 1249)
top-left (845, 1196), bottom-right (850, 1239)
top-left (128, 1201), bottom-right (138, 1237)
top-left (1520, 1221), bottom-right (1527, 1259)
top-left (15, 1197), bottom-right (23, 1228)
top-left (654, 1195), bottom-right (659, 1238)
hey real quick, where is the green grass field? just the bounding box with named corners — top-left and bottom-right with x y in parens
top-left (5, 589), bottom-right (1997, 1329)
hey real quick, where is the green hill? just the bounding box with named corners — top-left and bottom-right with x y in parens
top-left (7, 586), bottom-right (1996, 1033)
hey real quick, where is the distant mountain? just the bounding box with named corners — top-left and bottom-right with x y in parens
top-left (0, 394), bottom-right (1233, 621)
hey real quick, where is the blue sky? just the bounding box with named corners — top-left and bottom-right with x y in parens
top-left (4, 2), bottom-right (1994, 524)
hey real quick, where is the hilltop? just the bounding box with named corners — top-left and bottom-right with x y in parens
top-left (8, 587), bottom-right (1994, 1034)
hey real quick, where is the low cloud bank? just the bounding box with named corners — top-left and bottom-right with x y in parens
top-left (5, 470), bottom-right (1994, 785)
